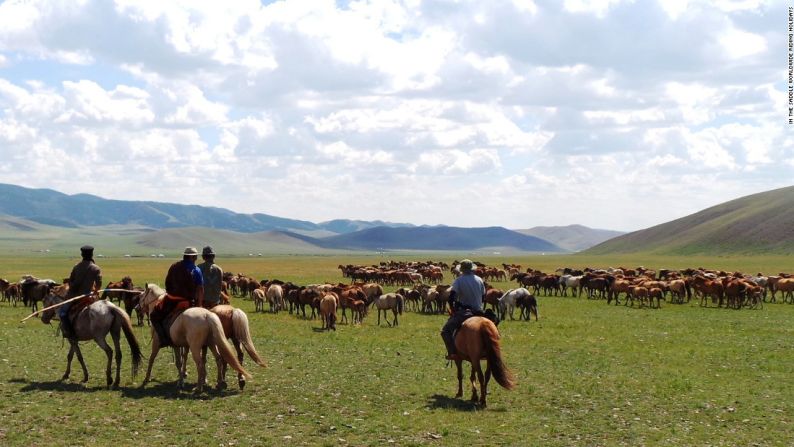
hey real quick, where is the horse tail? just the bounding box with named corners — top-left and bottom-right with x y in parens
top-left (231, 309), bottom-right (267, 367)
top-left (397, 295), bottom-right (404, 315)
top-left (111, 305), bottom-right (143, 378)
top-left (210, 313), bottom-right (253, 379)
top-left (482, 321), bottom-right (516, 391)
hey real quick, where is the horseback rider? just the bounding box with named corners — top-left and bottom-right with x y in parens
top-left (60, 245), bottom-right (102, 339)
top-left (150, 247), bottom-right (204, 347)
top-left (197, 246), bottom-right (223, 309)
top-left (441, 259), bottom-right (485, 361)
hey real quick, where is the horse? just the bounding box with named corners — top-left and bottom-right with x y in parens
top-left (208, 303), bottom-right (267, 389)
top-left (40, 295), bottom-right (142, 388)
top-left (137, 284), bottom-right (252, 392)
top-left (375, 293), bottom-right (404, 326)
top-left (252, 288), bottom-right (266, 312)
top-left (497, 288), bottom-right (534, 321)
top-left (101, 276), bottom-right (134, 305)
top-left (320, 293), bottom-right (337, 331)
top-left (20, 277), bottom-right (58, 312)
top-left (266, 283), bottom-right (284, 313)
top-left (451, 316), bottom-right (516, 408)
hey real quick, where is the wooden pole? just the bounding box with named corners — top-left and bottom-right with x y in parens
top-left (19, 288), bottom-right (140, 322)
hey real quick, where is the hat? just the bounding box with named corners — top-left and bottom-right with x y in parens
top-left (80, 245), bottom-right (94, 254)
top-left (202, 246), bottom-right (215, 256)
top-left (460, 259), bottom-right (474, 271)
top-left (183, 247), bottom-right (199, 256)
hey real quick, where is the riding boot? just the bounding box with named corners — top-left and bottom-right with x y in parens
top-left (441, 330), bottom-right (458, 359)
top-left (154, 321), bottom-right (171, 347)
top-left (60, 317), bottom-right (75, 340)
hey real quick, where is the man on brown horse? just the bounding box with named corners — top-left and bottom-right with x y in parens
top-left (441, 259), bottom-right (485, 361)
top-left (60, 245), bottom-right (102, 339)
top-left (150, 247), bottom-right (204, 347)
top-left (197, 246), bottom-right (223, 309)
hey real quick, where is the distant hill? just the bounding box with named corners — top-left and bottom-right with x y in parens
top-left (0, 183), bottom-right (409, 234)
top-left (517, 225), bottom-right (624, 252)
top-left (584, 185), bottom-right (794, 255)
top-left (313, 226), bottom-right (564, 252)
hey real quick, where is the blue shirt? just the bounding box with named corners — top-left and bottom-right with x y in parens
top-left (450, 272), bottom-right (485, 311)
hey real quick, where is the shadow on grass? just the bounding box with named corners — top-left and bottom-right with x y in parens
top-left (10, 377), bottom-right (240, 400)
top-left (122, 380), bottom-right (244, 400)
top-left (12, 378), bottom-right (107, 393)
top-left (426, 393), bottom-right (478, 412)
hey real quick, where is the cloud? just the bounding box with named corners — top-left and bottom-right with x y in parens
top-left (0, 0), bottom-right (786, 230)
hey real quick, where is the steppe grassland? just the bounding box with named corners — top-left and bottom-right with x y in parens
top-left (0, 254), bottom-right (792, 446)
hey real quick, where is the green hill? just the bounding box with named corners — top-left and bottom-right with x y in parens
top-left (584, 185), bottom-right (794, 255)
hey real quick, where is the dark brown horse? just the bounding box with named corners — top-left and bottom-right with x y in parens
top-left (101, 276), bottom-right (134, 305)
top-left (452, 317), bottom-right (515, 408)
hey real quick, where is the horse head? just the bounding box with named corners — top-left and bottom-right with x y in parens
top-left (40, 294), bottom-right (63, 324)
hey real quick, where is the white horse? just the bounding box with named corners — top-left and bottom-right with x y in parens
top-left (559, 275), bottom-right (582, 297)
top-left (137, 284), bottom-right (251, 392)
top-left (41, 295), bottom-right (142, 388)
top-left (266, 284), bottom-right (284, 313)
top-left (375, 293), bottom-right (404, 326)
top-left (498, 288), bottom-right (532, 321)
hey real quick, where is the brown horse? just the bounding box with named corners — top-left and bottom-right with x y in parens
top-left (452, 317), bottom-right (515, 408)
top-left (319, 293), bottom-right (337, 331)
top-left (137, 284), bottom-right (252, 392)
top-left (209, 304), bottom-right (267, 390)
top-left (101, 276), bottom-right (134, 305)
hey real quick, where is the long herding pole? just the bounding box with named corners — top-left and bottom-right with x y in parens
top-left (19, 288), bottom-right (140, 323)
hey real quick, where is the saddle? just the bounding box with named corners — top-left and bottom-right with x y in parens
top-left (67, 296), bottom-right (95, 321)
top-left (152, 295), bottom-right (192, 346)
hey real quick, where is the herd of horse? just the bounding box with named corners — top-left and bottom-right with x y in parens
top-left (5, 259), bottom-right (791, 407)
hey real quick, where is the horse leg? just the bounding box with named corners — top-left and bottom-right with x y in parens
top-left (141, 333), bottom-right (161, 387)
top-left (189, 345), bottom-right (206, 393)
top-left (469, 364), bottom-right (479, 403)
top-left (62, 344), bottom-right (75, 381)
top-left (454, 360), bottom-right (463, 398)
top-left (73, 343), bottom-right (90, 384)
top-left (234, 338), bottom-right (246, 390)
top-left (393, 309), bottom-right (398, 326)
top-left (482, 363), bottom-right (491, 408)
top-left (93, 334), bottom-right (115, 388)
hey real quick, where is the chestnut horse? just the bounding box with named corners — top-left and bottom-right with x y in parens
top-left (452, 317), bottom-right (515, 407)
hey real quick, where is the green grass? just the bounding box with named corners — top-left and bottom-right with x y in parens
top-left (1, 255), bottom-right (793, 446)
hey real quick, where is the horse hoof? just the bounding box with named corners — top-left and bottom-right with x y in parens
top-left (216, 382), bottom-right (228, 391)
top-left (238, 380), bottom-right (245, 391)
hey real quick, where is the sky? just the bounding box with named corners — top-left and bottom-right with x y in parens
top-left (0, 0), bottom-right (791, 232)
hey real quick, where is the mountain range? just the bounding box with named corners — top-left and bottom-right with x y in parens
top-left (0, 183), bottom-right (620, 254)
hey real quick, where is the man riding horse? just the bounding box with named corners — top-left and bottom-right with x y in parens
top-left (60, 245), bottom-right (102, 339)
top-left (441, 259), bottom-right (485, 361)
top-left (197, 246), bottom-right (223, 309)
top-left (150, 247), bottom-right (204, 347)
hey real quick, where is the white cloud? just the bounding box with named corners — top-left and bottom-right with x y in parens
top-left (0, 0), bottom-right (786, 230)
top-left (719, 27), bottom-right (767, 59)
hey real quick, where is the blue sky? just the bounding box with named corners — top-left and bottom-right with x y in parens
top-left (0, 0), bottom-right (790, 231)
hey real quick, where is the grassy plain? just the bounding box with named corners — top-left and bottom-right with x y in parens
top-left (0, 254), bottom-right (793, 446)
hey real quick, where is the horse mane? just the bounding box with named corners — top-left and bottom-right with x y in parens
top-left (146, 283), bottom-right (165, 296)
